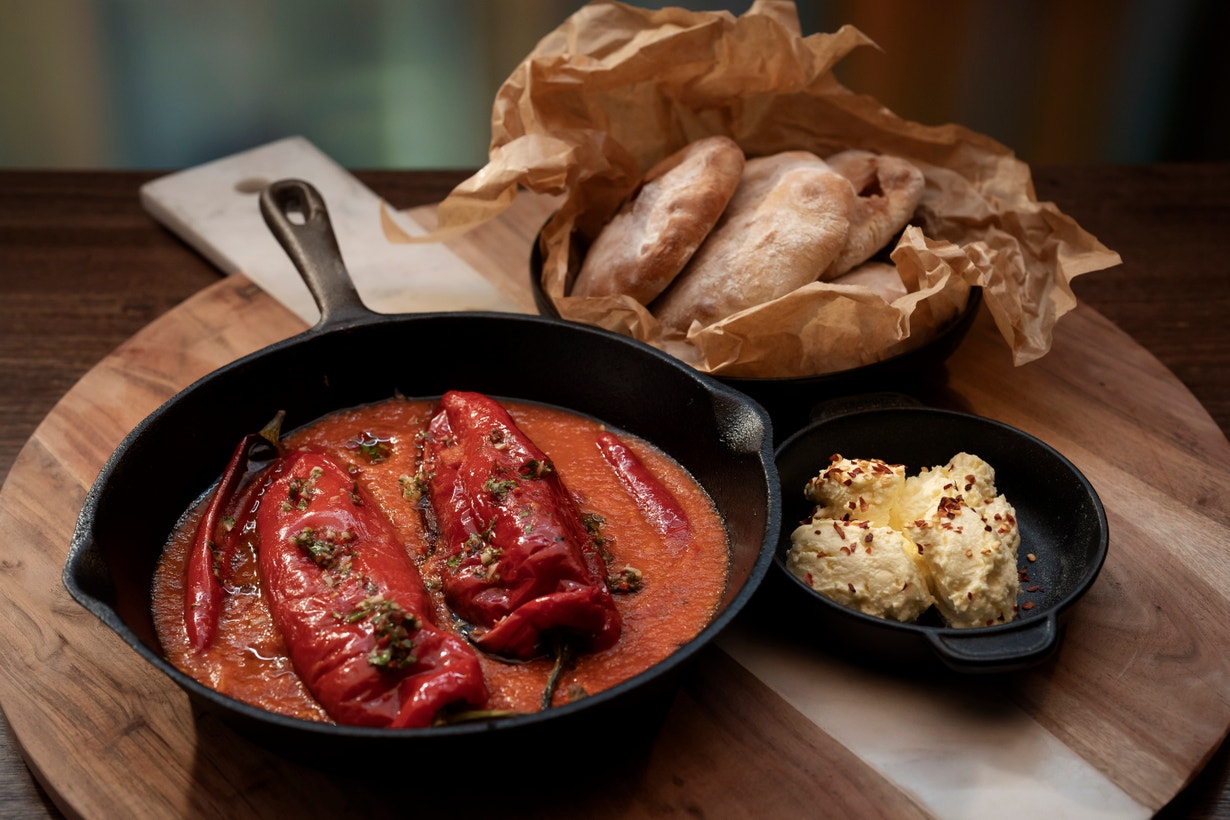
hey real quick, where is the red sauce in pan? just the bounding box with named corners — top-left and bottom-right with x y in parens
top-left (152, 397), bottom-right (729, 722)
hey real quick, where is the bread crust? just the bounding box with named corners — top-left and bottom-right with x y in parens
top-left (571, 135), bottom-right (745, 303)
top-left (651, 151), bottom-right (854, 331)
top-left (821, 150), bottom-right (925, 280)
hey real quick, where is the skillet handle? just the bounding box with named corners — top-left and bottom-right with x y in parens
top-left (259, 179), bottom-right (373, 328)
top-left (926, 614), bottom-right (1059, 674)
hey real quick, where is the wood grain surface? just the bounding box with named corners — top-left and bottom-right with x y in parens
top-left (1, 167), bottom-right (1228, 818)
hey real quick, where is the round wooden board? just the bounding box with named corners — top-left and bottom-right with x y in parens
top-left (1, 269), bottom-right (1229, 817)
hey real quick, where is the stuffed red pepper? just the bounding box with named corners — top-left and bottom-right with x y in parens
top-left (254, 449), bottom-right (488, 728)
top-left (422, 390), bottom-right (622, 660)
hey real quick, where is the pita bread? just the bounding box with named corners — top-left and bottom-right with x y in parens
top-left (821, 150), bottom-right (925, 280)
top-left (571, 136), bottom-right (745, 303)
top-left (830, 261), bottom-right (909, 302)
top-left (652, 151), bottom-right (854, 331)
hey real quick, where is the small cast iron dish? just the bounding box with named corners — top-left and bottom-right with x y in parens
top-left (63, 180), bottom-right (780, 764)
top-left (529, 230), bottom-right (983, 439)
top-left (770, 399), bottom-right (1108, 674)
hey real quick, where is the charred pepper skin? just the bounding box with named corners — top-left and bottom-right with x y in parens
top-left (255, 449), bottom-right (487, 728)
top-left (596, 431), bottom-right (693, 553)
top-left (423, 391), bottom-right (622, 660)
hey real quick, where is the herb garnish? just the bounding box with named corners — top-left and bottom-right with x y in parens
top-left (345, 595), bottom-right (420, 669)
top-left (519, 458), bottom-right (554, 479)
top-left (349, 433), bottom-right (392, 463)
top-left (607, 566), bottom-right (644, 594)
top-left (283, 466), bottom-right (325, 511)
top-left (290, 526), bottom-right (354, 569)
top-left (484, 476), bottom-right (518, 501)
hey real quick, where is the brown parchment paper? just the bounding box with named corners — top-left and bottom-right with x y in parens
top-left (396, 0), bottom-right (1121, 378)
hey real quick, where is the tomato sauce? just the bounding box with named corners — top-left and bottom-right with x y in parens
top-left (152, 396), bottom-right (729, 722)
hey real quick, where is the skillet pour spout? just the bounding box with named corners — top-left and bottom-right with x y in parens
top-left (62, 178), bottom-right (781, 760)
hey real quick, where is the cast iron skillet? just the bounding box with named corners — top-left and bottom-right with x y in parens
top-left (63, 179), bottom-right (780, 765)
top-left (767, 397), bottom-right (1108, 674)
top-left (529, 228), bottom-right (984, 439)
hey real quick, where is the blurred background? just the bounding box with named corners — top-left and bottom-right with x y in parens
top-left (3, 0), bottom-right (1226, 171)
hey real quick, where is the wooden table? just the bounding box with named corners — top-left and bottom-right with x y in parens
top-left (1, 166), bottom-right (1227, 818)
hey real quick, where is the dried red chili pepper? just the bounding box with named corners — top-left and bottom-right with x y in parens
top-left (422, 391), bottom-right (621, 661)
top-left (255, 449), bottom-right (487, 728)
top-left (185, 427), bottom-right (280, 653)
top-left (595, 431), bottom-right (693, 554)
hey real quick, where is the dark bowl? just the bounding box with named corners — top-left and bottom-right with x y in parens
top-left (529, 225), bottom-right (983, 439)
top-left (62, 180), bottom-right (781, 768)
top-left (768, 401), bottom-right (1108, 674)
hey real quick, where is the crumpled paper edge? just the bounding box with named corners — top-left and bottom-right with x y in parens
top-left (386, 0), bottom-right (1122, 375)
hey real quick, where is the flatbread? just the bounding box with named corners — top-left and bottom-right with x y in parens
top-left (652, 151), bottom-right (854, 332)
top-left (571, 135), bottom-right (745, 303)
top-left (830, 261), bottom-right (909, 302)
top-left (821, 150), bottom-right (925, 280)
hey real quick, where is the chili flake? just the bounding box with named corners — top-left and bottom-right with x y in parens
top-left (607, 566), bottom-right (644, 593)
top-left (291, 526), bottom-right (354, 569)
